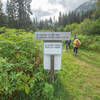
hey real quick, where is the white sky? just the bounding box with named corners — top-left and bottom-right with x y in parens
top-left (2, 0), bottom-right (89, 20)
top-left (31, 0), bottom-right (65, 20)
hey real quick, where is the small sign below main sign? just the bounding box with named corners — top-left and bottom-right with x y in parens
top-left (44, 55), bottom-right (61, 70)
top-left (44, 42), bottom-right (62, 55)
top-left (35, 32), bottom-right (71, 40)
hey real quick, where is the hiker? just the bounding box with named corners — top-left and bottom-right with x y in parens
top-left (74, 35), bottom-right (77, 40)
top-left (74, 35), bottom-right (80, 40)
top-left (73, 38), bottom-right (81, 56)
top-left (65, 40), bottom-right (71, 50)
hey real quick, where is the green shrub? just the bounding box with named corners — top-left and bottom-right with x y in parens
top-left (72, 18), bottom-right (100, 35)
top-left (42, 83), bottom-right (54, 100)
top-left (0, 28), bottom-right (49, 100)
top-left (93, 95), bottom-right (100, 100)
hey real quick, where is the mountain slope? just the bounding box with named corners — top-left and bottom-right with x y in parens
top-left (75, 0), bottom-right (97, 14)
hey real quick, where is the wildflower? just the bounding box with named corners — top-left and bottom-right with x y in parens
top-left (24, 62), bottom-right (27, 65)
top-left (36, 49), bottom-right (40, 53)
top-left (17, 66), bottom-right (20, 71)
top-left (15, 51), bottom-right (18, 56)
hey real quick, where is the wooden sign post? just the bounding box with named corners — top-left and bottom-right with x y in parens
top-left (35, 32), bottom-right (71, 82)
top-left (50, 55), bottom-right (54, 82)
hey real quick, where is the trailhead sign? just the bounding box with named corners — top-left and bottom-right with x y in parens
top-left (35, 32), bottom-right (71, 40)
top-left (35, 32), bottom-right (71, 70)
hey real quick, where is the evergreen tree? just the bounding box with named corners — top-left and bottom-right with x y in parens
top-left (0, 1), bottom-right (6, 27)
top-left (17, 0), bottom-right (32, 29)
top-left (94, 0), bottom-right (100, 19)
top-left (6, 0), bottom-right (32, 29)
top-left (58, 12), bottom-right (63, 26)
top-left (6, 0), bottom-right (17, 28)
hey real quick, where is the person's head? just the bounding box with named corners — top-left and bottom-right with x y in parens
top-left (78, 38), bottom-right (80, 40)
top-left (74, 35), bottom-right (76, 40)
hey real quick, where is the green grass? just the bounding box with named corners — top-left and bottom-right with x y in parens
top-left (54, 48), bottom-right (100, 100)
top-left (0, 27), bottom-right (100, 100)
top-left (78, 49), bottom-right (100, 67)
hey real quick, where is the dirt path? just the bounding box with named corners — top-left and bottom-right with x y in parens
top-left (60, 49), bottom-right (100, 100)
top-left (74, 50), bottom-right (100, 100)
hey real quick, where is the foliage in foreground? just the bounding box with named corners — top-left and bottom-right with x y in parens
top-left (0, 27), bottom-right (100, 100)
top-left (0, 28), bottom-right (54, 100)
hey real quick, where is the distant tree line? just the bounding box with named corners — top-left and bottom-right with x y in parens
top-left (57, 10), bottom-right (95, 27)
top-left (0, 0), bottom-right (100, 31)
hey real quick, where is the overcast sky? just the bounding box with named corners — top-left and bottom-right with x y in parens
top-left (2, 0), bottom-right (89, 20)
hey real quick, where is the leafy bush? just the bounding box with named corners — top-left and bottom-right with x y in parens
top-left (78, 35), bottom-right (100, 51)
top-left (42, 83), bottom-right (54, 100)
top-left (56, 26), bottom-right (64, 32)
top-left (93, 95), bottom-right (100, 100)
top-left (64, 23), bottom-right (79, 33)
top-left (0, 28), bottom-right (49, 100)
top-left (72, 18), bottom-right (100, 35)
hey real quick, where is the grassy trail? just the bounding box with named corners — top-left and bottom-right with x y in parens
top-left (55, 49), bottom-right (100, 100)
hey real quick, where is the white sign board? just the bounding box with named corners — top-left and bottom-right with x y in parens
top-left (35, 32), bottom-right (71, 71)
top-left (35, 32), bottom-right (71, 40)
top-left (44, 55), bottom-right (61, 70)
top-left (44, 42), bottom-right (62, 55)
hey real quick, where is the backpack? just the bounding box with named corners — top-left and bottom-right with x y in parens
top-left (76, 40), bottom-right (81, 46)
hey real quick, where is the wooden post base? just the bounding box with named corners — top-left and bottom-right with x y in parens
top-left (50, 55), bottom-right (54, 83)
